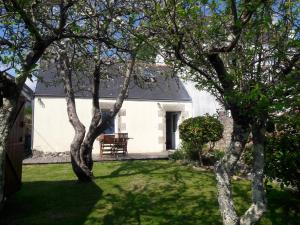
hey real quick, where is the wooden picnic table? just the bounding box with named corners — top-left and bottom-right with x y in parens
top-left (98, 133), bottom-right (130, 158)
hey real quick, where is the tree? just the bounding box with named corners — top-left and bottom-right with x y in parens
top-left (0, 0), bottom-right (82, 205)
top-left (47, 1), bottom-right (151, 181)
top-left (147, 1), bottom-right (300, 224)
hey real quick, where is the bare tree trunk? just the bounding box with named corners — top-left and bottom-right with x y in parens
top-left (59, 51), bottom-right (92, 181)
top-left (0, 100), bottom-right (15, 203)
top-left (215, 116), bottom-right (268, 225)
top-left (77, 62), bottom-right (101, 171)
top-left (240, 122), bottom-right (267, 225)
top-left (0, 74), bottom-right (23, 205)
top-left (58, 44), bottom-right (136, 181)
top-left (215, 121), bottom-right (250, 225)
top-left (80, 57), bottom-right (136, 172)
top-left (198, 150), bottom-right (204, 167)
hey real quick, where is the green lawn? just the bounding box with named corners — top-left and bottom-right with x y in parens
top-left (0, 160), bottom-right (299, 225)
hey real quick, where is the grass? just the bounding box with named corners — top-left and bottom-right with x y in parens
top-left (0, 160), bottom-right (299, 225)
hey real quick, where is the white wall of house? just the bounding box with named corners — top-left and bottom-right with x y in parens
top-left (155, 55), bottom-right (222, 117)
top-left (182, 80), bottom-right (222, 116)
top-left (32, 97), bottom-right (192, 154)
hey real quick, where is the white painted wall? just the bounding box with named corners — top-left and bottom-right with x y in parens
top-left (154, 55), bottom-right (222, 117)
top-left (33, 97), bottom-right (192, 154)
top-left (182, 80), bottom-right (222, 116)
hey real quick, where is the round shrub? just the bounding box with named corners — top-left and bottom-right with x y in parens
top-left (179, 115), bottom-right (224, 165)
top-left (179, 115), bottom-right (224, 146)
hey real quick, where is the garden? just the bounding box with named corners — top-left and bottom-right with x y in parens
top-left (0, 160), bottom-right (299, 225)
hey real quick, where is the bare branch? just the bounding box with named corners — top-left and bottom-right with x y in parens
top-left (230, 0), bottom-right (238, 23)
top-left (207, 54), bottom-right (234, 91)
top-left (110, 54), bottom-right (136, 118)
top-left (281, 51), bottom-right (300, 76)
top-left (10, 0), bottom-right (42, 41)
top-left (56, 0), bottom-right (77, 35)
top-left (210, 1), bottom-right (263, 53)
top-left (0, 37), bottom-right (14, 47)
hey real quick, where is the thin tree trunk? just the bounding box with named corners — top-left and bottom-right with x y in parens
top-left (59, 51), bottom-right (92, 181)
top-left (198, 150), bottom-right (204, 166)
top-left (81, 57), bottom-right (136, 171)
top-left (215, 121), bottom-right (250, 225)
top-left (80, 62), bottom-right (102, 171)
top-left (59, 44), bottom-right (136, 181)
top-left (240, 122), bottom-right (267, 225)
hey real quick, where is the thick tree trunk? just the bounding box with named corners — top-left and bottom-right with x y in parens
top-left (0, 75), bottom-right (22, 205)
top-left (240, 122), bottom-right (267, 225)
top-left (215, 120), bottom-right (250, 225)
top-left (215, 116), bottom-right (268, 225)
top-left (0, 100), bottom-right (15, 204)
top-left (69, 123), bottom-right (91, 181)
top-left (80, 62), bottom-right (102, 171)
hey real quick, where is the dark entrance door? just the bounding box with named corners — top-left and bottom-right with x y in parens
top-left (166, 112), bottom-right (180, 149)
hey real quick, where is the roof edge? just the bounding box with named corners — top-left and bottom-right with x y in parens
top-left (34, 95), bottom-right (192, 102)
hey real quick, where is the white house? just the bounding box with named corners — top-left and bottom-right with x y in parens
top-left (32, 63), bottom-right (194, 154)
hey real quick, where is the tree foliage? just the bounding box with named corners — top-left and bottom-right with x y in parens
top-left (45, 1), bottom-right (152, 181)
top-left (145, 0), bottom-right (300, 224)
top-left (0, 0), bottom-right (153, 184)
top-left (0, 0), bottom-right (82, 204)
top-left (264, 60), bottom-right (300, 191)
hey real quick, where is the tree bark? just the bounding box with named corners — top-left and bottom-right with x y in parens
top-left (80, 57), bottom-right (136, 172)
top-left (0, 74), bottom-right (23, 204)
top-left (59, 45), bottom-right (136, 181)
top-left (240, 122), bottom-right (267, 225)
top-left (59, 51), bottom-right (92, 181)
top-left (215, 120), bottom-right (250, 225)
top-left (215, 115), bottom-right (268, 225)
top-left (0, 100), bottom-right (15, 203)
top-left (79, 62), bottom-right (102, 171)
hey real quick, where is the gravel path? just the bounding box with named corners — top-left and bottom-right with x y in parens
top-left (23, 150), bottom-right (169, 164)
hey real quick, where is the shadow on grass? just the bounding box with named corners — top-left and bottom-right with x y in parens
top-left (100, 186), bottom-right (220, 225)
top-left (0, 180), bottom-right (103, 225)
top-left (95, 160), bottom-right (174, 179)
top-left (89, 161), bottom-right (222, 225)
top-left (260, 188), bottom-right (300, 225)
top-left (1, 161), bottom-right (299, 225)
top-left (231, 180), bottom-right (300, 225)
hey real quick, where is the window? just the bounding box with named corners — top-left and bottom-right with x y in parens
top-left (101, 110), bottom-right (115, 134)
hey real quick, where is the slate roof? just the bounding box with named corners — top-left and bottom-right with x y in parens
top-left (35, 63), bottom-right (191, 102)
